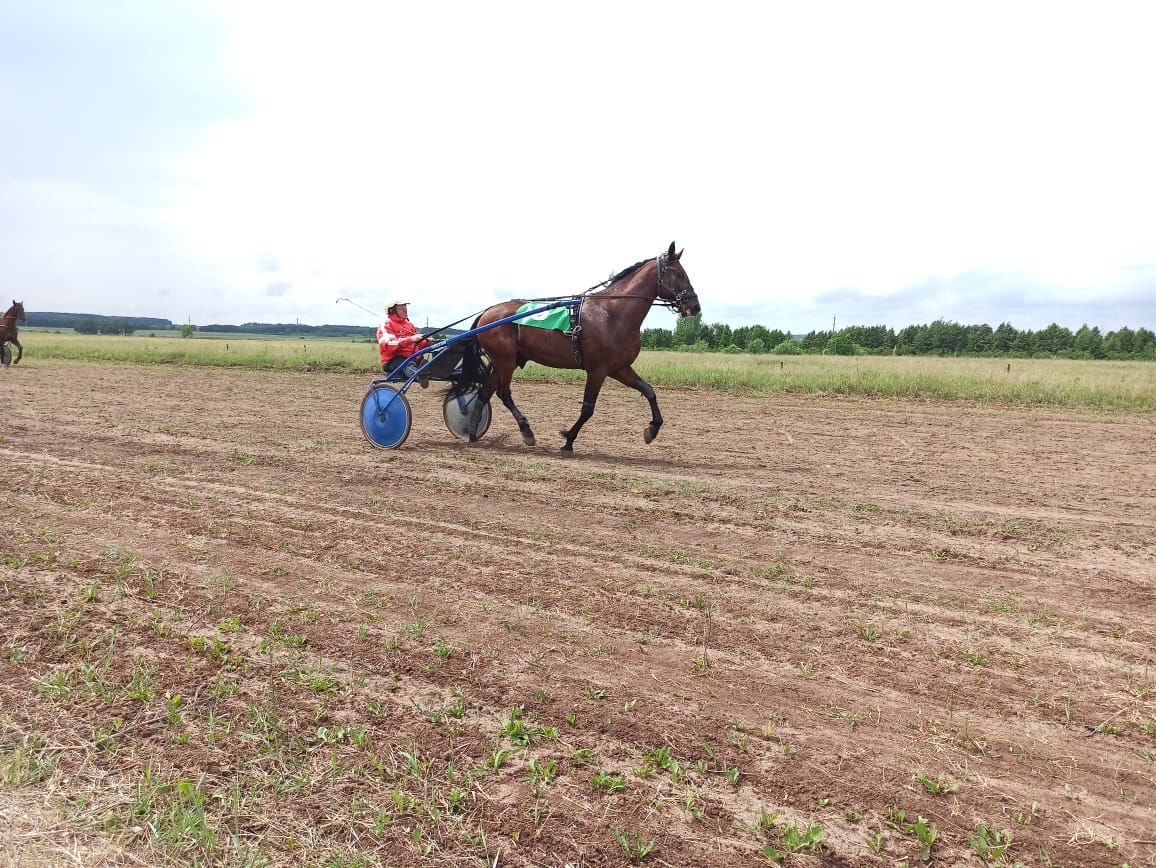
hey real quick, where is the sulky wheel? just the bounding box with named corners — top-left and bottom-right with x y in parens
top-left (1, 344), bottom-right (10, 367)
top-left (360, 383), bottom-right (412, 449)
top-left (443, 388), bottom-right (492, 441)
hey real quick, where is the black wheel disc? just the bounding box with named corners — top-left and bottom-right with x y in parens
top-left (443, 389), bottom-right (491, 441)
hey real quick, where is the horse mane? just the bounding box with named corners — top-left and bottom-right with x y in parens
top-left (592, 258), bottom-right (651, 293)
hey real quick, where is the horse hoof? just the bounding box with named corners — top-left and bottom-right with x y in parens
top-left (644, 426), bottom-right (658, 444)
top-left (559, 446), bottom-right (574, 457)
top-left (522, 433), bottom-right (536, 447)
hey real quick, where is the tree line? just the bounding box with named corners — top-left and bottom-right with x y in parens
top-left (26, 312), bottom-right (374, 338)
top-left (25, 309), bottom-right (1156, 359)
top-left (28, 312), bottom-right (173, 332)
top-left (198, 322), bottom-right (376, 338)
top-left (641, 316), bottom-right (1156, 360)
top-left (74, 317), bottom-right (145, 335)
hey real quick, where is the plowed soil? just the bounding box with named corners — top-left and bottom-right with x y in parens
top-left (2, 361), bottom-right (1154, 867)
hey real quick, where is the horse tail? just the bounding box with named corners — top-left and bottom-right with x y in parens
top-left (446, 316), bottom-right (490, 400)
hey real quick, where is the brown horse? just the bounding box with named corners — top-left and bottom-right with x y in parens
top-left (452, 243), bottom-right (700, 454)
top-left (0, 300), bottom-right (25, 366)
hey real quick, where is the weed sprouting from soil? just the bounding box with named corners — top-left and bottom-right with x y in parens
top-left (969, 824), bottom-right (1014, 863)
top-left (760, 818), bottom-right (824, 862)
top-left (614, 828), bottom-right (656, 862)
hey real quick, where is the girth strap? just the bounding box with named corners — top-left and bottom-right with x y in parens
top-left (570, 297), bottom-right (584, 368)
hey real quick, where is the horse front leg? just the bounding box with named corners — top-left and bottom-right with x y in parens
top-left (611, 367), bottom-right (663, 444)
top-left (636, 377), bottom-right (663, 443)
top-left (559, 373), bottom-right (606, 455)
top-left (12, 338), bottom-right (22, 365)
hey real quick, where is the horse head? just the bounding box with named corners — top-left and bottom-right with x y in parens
top-left (657, 242), bottom-right (700, 317)
top-left (9, 300), bottom-right (26, 322)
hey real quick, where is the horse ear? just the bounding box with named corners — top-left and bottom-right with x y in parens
top-left (675, 248), bottom-right (683, 261)
top-left (666, 242), bottom-right (676, 259)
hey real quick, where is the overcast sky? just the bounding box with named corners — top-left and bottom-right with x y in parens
top-left (2, 1), bottom-right (1154, 333)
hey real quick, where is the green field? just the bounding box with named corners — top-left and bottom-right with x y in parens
top-left (16, 331), bottom-right (1156, 411)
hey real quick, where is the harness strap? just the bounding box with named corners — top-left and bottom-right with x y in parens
top-left (570, 297), bottom-right (584, 368)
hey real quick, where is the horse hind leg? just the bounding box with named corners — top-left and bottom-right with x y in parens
top-left (465, 384), bottom-right (493, 443)
top-left (496, 386), bottom-right (536, 446)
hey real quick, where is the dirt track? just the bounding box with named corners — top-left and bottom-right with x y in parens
top-left (3, 361), bottom-right (1155, 867)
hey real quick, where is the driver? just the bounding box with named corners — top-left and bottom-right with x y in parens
top-left (378, 300), bottom-right (432, 387)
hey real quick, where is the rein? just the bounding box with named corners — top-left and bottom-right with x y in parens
top-left (423, 279), bottom-right (666, 341)
top-left (422, 310), bottom-right (489, 340)
top-left (526, 254), bottom-right (685, 311)
top-left (422, 250), bottom-right (690, 341)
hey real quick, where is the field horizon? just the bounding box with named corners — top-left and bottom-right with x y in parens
top-left (11, 331), bottom-right (1156, 412)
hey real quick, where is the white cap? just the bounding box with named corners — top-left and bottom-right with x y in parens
top-left (385, 299), bottom-right (410, 313)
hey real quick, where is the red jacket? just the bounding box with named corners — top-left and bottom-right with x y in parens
top-left (378, 314), bottom-right (430, 365)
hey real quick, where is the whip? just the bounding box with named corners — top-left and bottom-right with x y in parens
top-left (335, 297), bottom-right (381, 319)
top-left (337, 296), bottom-right (475, 340)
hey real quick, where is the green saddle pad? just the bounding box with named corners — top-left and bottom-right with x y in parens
top-left (515, 301), bottom-right (572, 332)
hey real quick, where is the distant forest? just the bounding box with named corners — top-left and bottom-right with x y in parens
top-left (23, 311), bottom-right (1155, 360)
top-left (27, 312), bottom-right (375, 339)
top-left (198, 322), bottom-right (376, 338)
top-left (642, 316), bottom-right (1156, 360)
top-left (28, 312), bottom-right (175, 333)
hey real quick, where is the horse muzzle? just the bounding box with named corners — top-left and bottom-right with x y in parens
top-left (674, 290), bottom-right (700, 317)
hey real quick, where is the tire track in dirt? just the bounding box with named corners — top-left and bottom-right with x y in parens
top-left (10, 442), bottom-right (1155, 863)
top-left (14, 442), bottom-right (1153, 701)
top-left (11, 441), bottom-right (1154, 722)
top-left (4, 362), bottom-right (1154, 866)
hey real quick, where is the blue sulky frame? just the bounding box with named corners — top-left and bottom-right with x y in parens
top-left (359, 298), bottom-right (580, 449)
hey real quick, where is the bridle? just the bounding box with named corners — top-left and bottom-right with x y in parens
top-left (655, 252), bottom-right (697, 316)
top-left (572, 252), bottom-right (697, 315)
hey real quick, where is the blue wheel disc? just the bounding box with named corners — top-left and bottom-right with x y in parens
top-left (360, 384), bottom-right (412, 449)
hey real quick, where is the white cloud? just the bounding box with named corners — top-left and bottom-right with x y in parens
top-left (3, 0), bottom-right (1155, 330)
